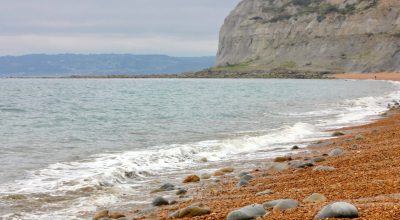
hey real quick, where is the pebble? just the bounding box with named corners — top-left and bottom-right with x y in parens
top-left (255, 189), bottom-right (274, 196)
top-left (176, 188), bottom-right (187, 195)
top-left (201, 173), bottom-right (212, 179)
top-left (240, 174), bottom-right (254, 181)
top-left (152, 196), bottom-right (169, 206)
top-left (213, 170), bottom-right (225, 176)
top-left (237, 179), bottom-right (249, 187)
top-left (183, 175), bottom-right (200, 183)
top-left (311, 156), bottom-right (326, 163)
top-left (332, 131), bottom-right (345, 136)
top-left (263, 199), bottom-right (298, 211)
top-left (271, 163), bottom-right (289, 172)
top-left (292, 145), bottom-right (300, 150)
top-left (93, 210), bottom-right (109, 220)
top-left (160, 183), bottom-right (175, 191)
top-left (313, 166), bottom-right (336, 171)
top-left (303, 193), bottom-right (327, 203)
top-left (109, 212), bottom-right (125, 219)
top-left (227, 204), bottom-right (266, 220)
top-left (274, 156), bottom-right (292, 162)
top-left (329, 148), bottom-right (344, 156)
top-left (238, 172), bottom-right (249, 177)
top-left (315, 202), bottom-right (359, 219)
top-left (169, 202), bottom-right (211, 218)
top-left (219, 167), bottom-right (234, 173)
top-left (289, 160), bottom-right (314, 169)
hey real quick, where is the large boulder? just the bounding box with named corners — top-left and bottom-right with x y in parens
top-left (169, 203), bottom-right (211, 218)
top-left (315, 202), bottom-right (359, 219)
top-left (227, 204), bottom-right (266, 220)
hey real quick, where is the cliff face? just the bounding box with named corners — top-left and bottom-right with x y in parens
top-left (216, 0), bottom-right (400, 73)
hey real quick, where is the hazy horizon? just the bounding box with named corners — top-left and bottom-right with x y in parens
top-left (0, 0), bottom-right (241, 57)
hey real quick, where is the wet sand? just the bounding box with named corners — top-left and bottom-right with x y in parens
top-left (335, 72), bottom-right (400, 81)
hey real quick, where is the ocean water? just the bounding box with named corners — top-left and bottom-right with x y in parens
top-left (0, 78), bottom-right (399, 219)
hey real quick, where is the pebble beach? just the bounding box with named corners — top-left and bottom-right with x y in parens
top-left (93, 76), bottom-right (400, 220)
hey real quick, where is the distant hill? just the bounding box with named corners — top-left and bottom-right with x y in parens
top-left (0, 54), bottom-right (215, 77)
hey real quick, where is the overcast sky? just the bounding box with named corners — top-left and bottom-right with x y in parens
top-left (0, 0), bottom-right (241, 56)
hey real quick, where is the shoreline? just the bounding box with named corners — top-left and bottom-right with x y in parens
top-left (91, 77), bottom-right (400, 219)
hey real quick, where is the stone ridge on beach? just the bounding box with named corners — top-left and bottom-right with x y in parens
top-left (128, 109), bottom-right (400, 219)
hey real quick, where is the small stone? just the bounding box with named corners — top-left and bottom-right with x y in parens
top-left (93, 210), bottom-right (109, 220)
top-left (303, 193), bottom-right (327, 203)
top-left (263, 199), bottom-right (298, 211)
top-left (315, 202), bottom-right (358, 219)
top-left (240, 174), bottom-right (254, 181)
top-left (200, 157), bottom-right (208, 162)
top-left (311, 156), bottom-right (326, 163)
top-left (332, 131), bottom-right (345, 137)
top-left (274, 156), bottom-right (292, 162)
top-left (237, 179), bottom-right (249, 187)
top-left (329, 148), bottom-right (344, 156)
top-left (238, 172), bottom-right (249, 177)
top-left (109, 212), bottom-right (125, 219)
top-left (183, 175), bottom-right (200, 183)
top-left (289, 160), bottom-right (314, 169)
top-left (313, 166), bottom-right (336, 171)
top-left (176, 188), bottom-right (187, 195)
top-left (355, 134), bottom-right (364, 140)
top-left (256, 189), bottom-right (274, 196)
top-left (292, 145), bottom-right (300, 150)
top-left (169, 200), bottom-right (178, 205)
top-left (227, 204), bottom-right (266, 220)
top-left (201, 173), bottom-right (211, 179)
top-left (271, 163), bottom-right (289, 172)
top-left (213, 170), bottom-right (225, 176)
top-left (219, 167), bottom-right (234, 173)
top-left (152, 196), bottom-right (169, 206)
top-left (273, 199), bottom-right (299, 211)
top-left (160, 183), bottom-right (175, 191)
top-left (169, 202), bottom-right (211, 218)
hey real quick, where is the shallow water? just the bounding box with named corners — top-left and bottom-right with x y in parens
top-left (0, 78), bottom-right (399, 219)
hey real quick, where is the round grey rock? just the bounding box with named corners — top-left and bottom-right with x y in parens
top-left (240, 174), bottom-right (254, 181)
top-left (329, 148), bottom-right (344, 156)
top-left (152, 196), bottom-right (169, 206)
top-left (263, 199), bottom-right (298, 210)
top-left (227, 204), bottom-right (266, 220)
top-left (315, 202), bottom-right (358, 219)
top-left (237, 179), bottom-right (249, 187)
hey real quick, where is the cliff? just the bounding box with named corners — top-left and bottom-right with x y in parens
top-left (216, 0), bottom-right (400, 73)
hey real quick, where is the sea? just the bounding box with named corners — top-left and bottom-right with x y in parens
top-left (0, 78), bottom-right (399, 219)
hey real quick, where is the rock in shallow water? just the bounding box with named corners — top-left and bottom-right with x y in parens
top-left (152, 196), bottom-right (169, 206)
top-left (183, 175), bottom-right (200, 183)
top-left (93, 210), bottom-right (109, 220)
top-left (169, 202), bottom-right (211, 218)
top-left (176, 188), bottom-right (187, 195)
top-left (227, 204), bottom-right (266, 220)
top-left (219, 167), bottom-right (234, 173)
top-left (201, 173), bottom-right (211, 179)
top-left (315, 202), bottom-right (359, 219)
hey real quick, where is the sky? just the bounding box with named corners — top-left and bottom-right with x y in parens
top-left (0, 0), bottom-right (241, 57)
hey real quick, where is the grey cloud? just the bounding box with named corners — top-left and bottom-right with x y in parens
top-left (0, 0), bottom-right (241, 55)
